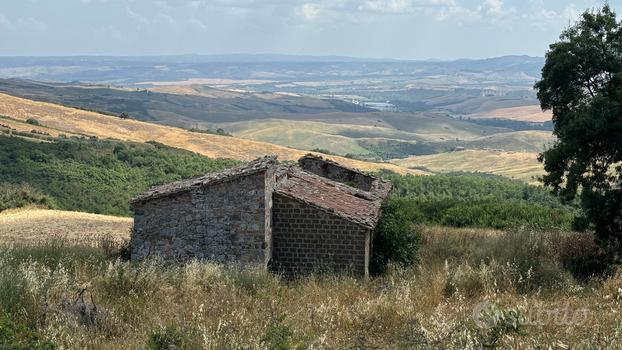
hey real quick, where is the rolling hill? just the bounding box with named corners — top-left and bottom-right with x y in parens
top-left (391, 149), bottom-right (544, 183)
top-left (0, 92), bottom-right (420, 175)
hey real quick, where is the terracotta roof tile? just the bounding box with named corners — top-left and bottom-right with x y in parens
top-left (274, 167), bottom-right (391, 229)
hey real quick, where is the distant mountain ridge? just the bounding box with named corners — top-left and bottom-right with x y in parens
top-left (0, 54), bottom-right (544, 84)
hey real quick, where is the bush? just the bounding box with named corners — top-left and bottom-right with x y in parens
top-left (146, 324), bottom-right (202, 350)
top-left (470, 302), bottom-right (526, 349)
top-left (0, 311), bottom-right (55, 350)
top-left (26, 118), bottom-right (41, 126)
top-left (440, 201), bottom-right (574, 230)
top-left (377, 171), bottom-right (579, 231)
top-left (262, 314), bottom-right (302, 350)
top-left (371, 197), bottom-right (423, 275)
top-left (0, 182), bottom-right (55, 212)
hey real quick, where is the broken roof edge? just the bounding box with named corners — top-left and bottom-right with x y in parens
top-left (299, 153), bottom-right (392, 192)
top-left (131, 155), bottom-right (278, 205)
top-left (299, 153), bottom-right (372, 176)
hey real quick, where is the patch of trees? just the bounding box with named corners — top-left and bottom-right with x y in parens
top-left (372, 171), bottom-right (579, 273)
top-left (468, 118), bottom-right (553, 131)
top-left (189, 128), bottom-right (232, 136)
top-left (0, 136), bottom-right (239, 216)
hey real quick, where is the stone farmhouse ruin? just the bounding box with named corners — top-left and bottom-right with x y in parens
top-left (130, 154), bottom-right (392, 276)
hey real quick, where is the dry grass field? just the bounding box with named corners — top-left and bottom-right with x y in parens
top-left (468, 105), bottom-right (553, 123)
top-left (0, 92), bottom-right (421, 175)
top-left (0, 208), bottom-right (131, 245)
top-left (392, 149), bottom-right (544, 183)
top-left (0, 212), bottom-right (620, 349)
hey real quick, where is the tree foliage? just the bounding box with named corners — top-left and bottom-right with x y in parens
top-left (535, 5), bottom-right (622, 256)
top-left (0, 136), bottom-right (239, 216)
top-left (380, 171), bottom-right (577, 231)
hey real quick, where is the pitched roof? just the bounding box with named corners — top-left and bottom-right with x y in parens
top-left (274, 167), bottom-right (391, 229)
top-left (131, 155), bottom-right (277, 204)
top-left (131, 155), bottom-right (392, 229)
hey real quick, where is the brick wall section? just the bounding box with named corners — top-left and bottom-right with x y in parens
top-left (271, 193), bottom-right (370, 277)
top-left (131, 172), bottom-right (269, 265)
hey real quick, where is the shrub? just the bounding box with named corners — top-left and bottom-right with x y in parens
top-left (470, 302), bottom-right (526, 349)
top-left (0, 311), bottom-right (56, 350)
top-left (261, 314), bottom-right (300, 350)
top-left (440, 201), bottom-right (574, 230)
top-left (371, 197), bottom-right (423, 275)
top-left (146, 324), bottom-right (202, 350)
top-left (26, 118), bottom-right (41, 126)
top-left (378, 171), bottom-right (579, 232)
top-left (0, 182), bottom-right (55, 212)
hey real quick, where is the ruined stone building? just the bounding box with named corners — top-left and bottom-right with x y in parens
top-left (130, 155), bottom-right (392, 276)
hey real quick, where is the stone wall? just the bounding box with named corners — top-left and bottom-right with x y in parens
top-left (131, 172), bottom-right (269, 265)
top-left (270, 194), bottom-right (370, 277)
top-left (299, 157), bottom-right (374, 191)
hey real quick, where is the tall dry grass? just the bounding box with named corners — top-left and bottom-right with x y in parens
top-left (0, 228), bottom-right (620, 349)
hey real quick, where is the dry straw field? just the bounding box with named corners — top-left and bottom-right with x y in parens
top-left (468, 106), bottom-right (553, 123)
top-left (0, 208), bottom-right (131, 245)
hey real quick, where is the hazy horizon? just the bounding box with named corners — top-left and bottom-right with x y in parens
top-left (1, 0), bottom-right (620, 60)
top-left (0, 52), bottom-right (544, 61)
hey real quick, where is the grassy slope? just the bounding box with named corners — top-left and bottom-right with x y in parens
top-left (392, 149), bottom-right (544, 183)
top-left (217, 118), bottom-right (553, 154)
top-left (460, 130), bottom-right (555, 153)
top-left (0, 92), bottom-right (420, 175)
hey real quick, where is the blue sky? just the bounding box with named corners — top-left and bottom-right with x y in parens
top-left (0, 0), bottom-right (618, 59)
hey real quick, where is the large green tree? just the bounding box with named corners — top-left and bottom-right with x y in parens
top-left (535, 5), bottom-right (622, 260)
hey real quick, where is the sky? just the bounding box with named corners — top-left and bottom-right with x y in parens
top-left (0, 0), bottom-right (619, 59)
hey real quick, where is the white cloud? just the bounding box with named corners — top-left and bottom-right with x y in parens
top-left (480, 0), bottom-right (503, 15)
top-left (359, 0), bottom-right (413, 13)
top-left (296, 3), bottom-right (321, 21)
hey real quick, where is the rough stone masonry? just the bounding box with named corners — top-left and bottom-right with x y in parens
top-left (130, 154), bottom-right (391, 277)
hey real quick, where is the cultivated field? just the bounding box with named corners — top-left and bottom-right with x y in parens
top-left (468, 105), bottom-right (553, 123)
top-left (392, 150), bottom-right (544, 183)
top-left (0, 93), bottom-right (420, 175)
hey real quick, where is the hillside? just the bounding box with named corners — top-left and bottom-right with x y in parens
top-left (0, 92), bottom-right (420, 175)
top-left (0, 78), bottom-right (372, 127)
top-left (392, 149), bottom-right (544, 183)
